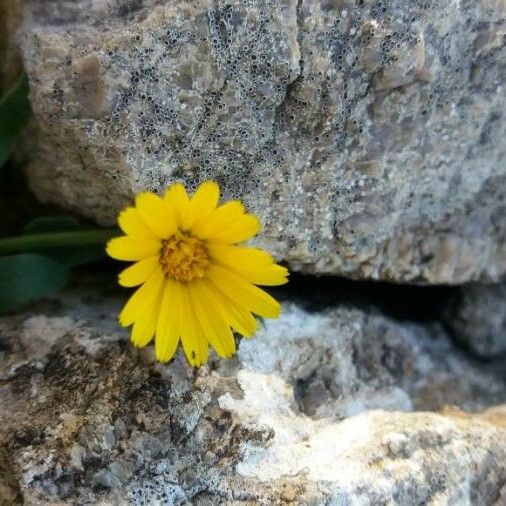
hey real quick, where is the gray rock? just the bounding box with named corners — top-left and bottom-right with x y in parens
top-left (0, 281), bottom-right (505, 504)
top-left (1, 0), bottom-right (505, 282)
top-left (444, 283), bottom-right (506, 358)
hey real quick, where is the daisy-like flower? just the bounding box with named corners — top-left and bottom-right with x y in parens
top-left (106, 181), bottom-right (288, 366)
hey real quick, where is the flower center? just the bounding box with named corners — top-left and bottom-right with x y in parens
top-left (160, 231), bottom-right (209, 282)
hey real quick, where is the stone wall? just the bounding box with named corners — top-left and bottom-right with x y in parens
top-left (3, 0), bottom-right (506, 282)
top-left (0, 281), bottom-right (505, 504)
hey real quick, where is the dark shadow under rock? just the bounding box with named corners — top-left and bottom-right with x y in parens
top-left (443, 283), bottom-right (506, 359)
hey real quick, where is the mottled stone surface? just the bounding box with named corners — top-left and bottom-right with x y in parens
top-left (0, 281), bottom-right (505, 504)
top-left (0, 0), bottom-right (23, 90)
top-left (4, 0), bottom-right (506, 282)
top-left (444, 283), bottom-right (506, 358)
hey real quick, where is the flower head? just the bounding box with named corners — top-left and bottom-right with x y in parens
top-left (106, 181), bottom-right (288, 366)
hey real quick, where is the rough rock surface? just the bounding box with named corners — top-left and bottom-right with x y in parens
top-left (3, 0), bottom-right (506, 282)
top-left (444, 283), bottom-right (506, 359)
top-left (0, 1), bottom-right (23, 90)
top-left (1, 280), bottom-right (505, 504)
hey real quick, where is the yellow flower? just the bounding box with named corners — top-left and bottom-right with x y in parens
top-left (106, 181), bottom-right (288, 366)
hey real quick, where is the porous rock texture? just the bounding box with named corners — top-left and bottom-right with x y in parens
top-left (1, 281), bottom-right (505, 504)
top-left (444, 283), bottom-right (506, 359)
top-left (4, 0), bottom-right (506, 283)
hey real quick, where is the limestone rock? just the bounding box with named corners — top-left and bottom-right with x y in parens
top-left (444, 283), bottom-right (506, 358)
top-left (0, 282), bottom-right (505, 504)
top-left (3, 0), bottom-right (505, 282)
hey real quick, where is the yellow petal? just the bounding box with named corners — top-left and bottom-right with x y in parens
top-left (118, 207), bottom-right (158, 239)
top-left (155, 279), bottom-right (184, 363)
top-left (135, 192), bottom-right (177, 239)
top-left (106, 236), bottom-right (161, 261)
top-left (200, 279), bottom-right (258, 337)
top-left (119, 268), bottom-right (165, 326)
top-left (164, 183), bottom-right (190, 228)
top-left (118, 256), bottom-right (160, 287)
top-left (207, 214), bottom-right (261, 244)
top-left (207, 244), bottom-right (289, 286)
top-left (187, 181), bottom-right (220, 229)
top-left (192, 201), bottom-right (244, 238)
top-left (227, 302), bottom-right (259, 338)
top-left (189, 280), bottom-right (236, 358)
top-left (131, 290), bottom-right (161, 347)
top-left (179, 286), bottom-right (209, 366)
top-left (206, 264), bottom-right (281, 319)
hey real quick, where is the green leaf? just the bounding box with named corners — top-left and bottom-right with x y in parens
top-left (24, 216), bottom-right (80, 234)
top-left (23, 216), bottom-right (108, 267)
top-left (0, 74), bottom-right (31, 169)
top-left (0, 254), bottom-right (70, 313)
top-left (32, 243), bottom-right (107, 269)
top-left (0, 228), bottom-right (116, 268)
top-left (48, 244), bottom-right (107, 268)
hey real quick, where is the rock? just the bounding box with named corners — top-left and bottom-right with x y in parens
top-left (0, 280), bottom-right (505, 504)
top-left (444, 283), bottom-right (506, 358)
top-left (2, 0), bottom-right (505, 282)
top-left (0, 1), bottom-right (23, 90)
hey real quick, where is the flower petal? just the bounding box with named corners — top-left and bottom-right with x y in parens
top-left (199, 279), bottom-right (258, 338)
top-left (179, 286), bottom-right (209, 366)
top-left (118, 207), bottom-right (158, 239)
top-left (119, 268), bottom-right (165, 326)
top-left (192, 201), bottom-right (244, 238)
top-left (106, 236), bottom-right (161, 261)
top-left (131, 290), bottom-right (161, 347)
top-left (118, 256), bottom-right (160, 287)
top-left (227, 302), bottom-right (259, 338)
top-left (187, 181), bottom-right (220, 229)
top-left (189, 280), bottom-right (236, 358)
top-left (207, 244), bottom-right (289, 286)
top-left (206, 264), bottom-right (281, 318)
top-left (155, 278), bottom-right (182, 363)
top-left (207, 214), bottom-right (261, 244)
top-left (135, 192), bottom-right (177, 238)
top-left (164, 183), bottom-right (190, 228)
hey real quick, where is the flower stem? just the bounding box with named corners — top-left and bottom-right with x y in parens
top-left (0, 229), bottom-right (119, 255)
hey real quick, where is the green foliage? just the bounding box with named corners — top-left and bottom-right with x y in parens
top-left (23, 215), bottom-right (80, 234)
top-left (23, 216), bottom-right (112, 268)
top-left (0, 74), bottom-right (31, 169)
top-left (0, 217), bottom-right (118, 313)
top-left (0, 75), bottom-right (116, 313)
top-left (0, 254), bottom-right (70, 313)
